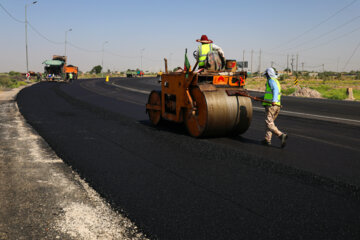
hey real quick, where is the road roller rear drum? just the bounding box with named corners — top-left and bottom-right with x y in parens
top-left (147, 90), bottom-right (162, 125)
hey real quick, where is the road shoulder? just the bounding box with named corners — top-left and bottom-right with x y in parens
top-left (0, 85), bottom-right (147, 239)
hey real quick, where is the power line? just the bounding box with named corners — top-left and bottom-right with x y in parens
top-left (0, 2), bottom-right (24, 23)
top-left (28, 22), bottom-right (63, 44)
top-left (68, 42), bottom-right (102, 53)
top-left (298, 25), bottom-right (360, 52)
top-left (271, 0), bottom-right (358, 50)
top-left (343, 40), bottom-right (360, 70)
top-left (279, 14), bottom-right (360, 52)
top-left (105, 50), bottom-right (139, 58)
top-left (1, 3), bottom-right (63, 45)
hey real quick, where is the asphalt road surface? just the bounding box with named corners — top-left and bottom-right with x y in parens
top-left (17, 78), bottom-right (360, 239)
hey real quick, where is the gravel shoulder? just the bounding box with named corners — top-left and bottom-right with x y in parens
top-left (0, 85), bottom-right (147, 240)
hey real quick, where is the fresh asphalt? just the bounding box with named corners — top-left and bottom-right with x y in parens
top-left (16, 78), bottom-right (360, 239)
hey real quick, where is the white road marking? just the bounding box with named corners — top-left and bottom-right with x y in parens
top-left (109, 81), bottom-right (360, 126)
top-left (80, 81), bottom-right (144, 106)
top-left (253, 106), bottom-right (360, 125)
top-left (290, 132), bottom-right (360, 152)
top-left (110, 82), bottom-right (150, 94)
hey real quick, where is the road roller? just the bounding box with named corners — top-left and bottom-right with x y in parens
top-left (146, 59), bottom-right (253, 137)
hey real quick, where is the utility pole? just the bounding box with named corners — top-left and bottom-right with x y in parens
top-left (291, 55), bottom-right (294, 74)
top-left (140, 48), bottom-right (145, 70)
top-left (322, 64), bottom-right (325, 72)
top-left (242, 50), bottom-right (245, 72)
top-left (258, 49), bottom-right (262, 77)
top-left (64, 28), bottom-right (72, 56)
top-left (101, 41), bottom-right (108, 74)
top-left (301, 62), bottom-right (304, 71)
top-left (25, 1), bottom-right (37, 74)
top-left (250, 49), bottom-right (253, 74)
top-left (169, 52), bottom-right (172, 71)
top-left (296, 53), bottom-right (299, 73)
top-left (287, 54), bottom-right (289, 73)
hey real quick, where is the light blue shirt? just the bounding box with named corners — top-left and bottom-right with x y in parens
top-left (268, 78), bottom-right (279, 103)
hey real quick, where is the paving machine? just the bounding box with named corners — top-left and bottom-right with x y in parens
top-left (146, 58), bottom-right (253, 137)
top-left (43, 55), bottom-right (78, 82)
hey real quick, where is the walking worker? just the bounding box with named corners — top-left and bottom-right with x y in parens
top-left (261, 67), bottom-right (288, 148)
top-left (194, 35), bottom-right (225, 69)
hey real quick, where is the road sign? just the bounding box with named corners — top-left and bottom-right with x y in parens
top-left (294, 77), bottom-right (298, 85)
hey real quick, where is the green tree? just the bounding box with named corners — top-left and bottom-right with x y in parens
top-left (90, 65), bottom-right (102, 74)
top-left (8, 71), bottom-right (21, 76)
top-left (355, 72), bottom-right (360, 80)
top-left (335, 73), bottom-right (342, 80)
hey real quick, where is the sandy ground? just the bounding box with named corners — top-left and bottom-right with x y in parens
top-left (0, 85), bottom-right (148, 239)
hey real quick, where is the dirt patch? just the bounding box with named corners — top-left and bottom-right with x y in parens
top-left (290, 87), bottom-right (322, 98)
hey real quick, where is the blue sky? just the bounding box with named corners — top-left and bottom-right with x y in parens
top-left (1, 0), bottom-right (360, 73)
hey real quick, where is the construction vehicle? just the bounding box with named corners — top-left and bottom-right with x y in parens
top-left (146, 58), bottom-right (253, 137)
top-left (126, 70), bottom-right (137, 78)
top-left (43, 55), bottom-right (78, 82)
top-left (64, 65), bottom-right (78, 80)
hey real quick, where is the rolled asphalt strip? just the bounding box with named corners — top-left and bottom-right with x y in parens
top-left (0, 84), bottom-right (147, 240)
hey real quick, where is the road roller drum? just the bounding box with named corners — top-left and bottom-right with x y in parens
top-left (185, 87), bottom-right (252, 137)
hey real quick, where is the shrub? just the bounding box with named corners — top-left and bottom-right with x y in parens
top-left (0, 74), bottom-right (26, 89)
top-left (0, 75), bottom-right (12, 88)
top-left (311, 85), bottom-right (347, 100)
top-left (355, 72), bottom-right (360, 80)
top-left (8, 71), bottom-right (21, 76)
top-left (282, 87), bottom-right (296, 95)
top-left (278, 74), bottom-right (289, 81)
top-left (353, 89), bottom-right (360, 100)
top-left (335, 73), bottom-right (342, 80)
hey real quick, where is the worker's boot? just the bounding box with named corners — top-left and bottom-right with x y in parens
top-left (279, 133), bottom-right (288, 148)
top-left (261, 139), bottom-right (271, 146)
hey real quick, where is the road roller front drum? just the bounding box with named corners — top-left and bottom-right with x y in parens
top-left (185, 87), bottom-right (253, 137)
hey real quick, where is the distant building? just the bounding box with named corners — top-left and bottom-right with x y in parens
top-left (309, 72), bottom-right (318, 77)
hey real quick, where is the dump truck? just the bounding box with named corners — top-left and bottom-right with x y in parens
top-left (43, 55), bottom-right (78, 82)
top-left (146, 58), bottom-right (252, 137)
top-left (64, 65), bottom-right (78, 80)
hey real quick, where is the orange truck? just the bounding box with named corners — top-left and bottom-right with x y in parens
top-left (64, 65), bottom-right (78, 80)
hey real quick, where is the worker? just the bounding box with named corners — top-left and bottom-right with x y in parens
top-left (261, 67), bottom-right (288, 148)
top-left (194, 35), bottom-right (225, 69)
top-left (68, 72), bottom-right (73, 82)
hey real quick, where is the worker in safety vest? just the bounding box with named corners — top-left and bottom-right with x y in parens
top-left (69, 72), bottom-right (73, 81)
top-left (261, 67), bottom-right (288, 148)
top-left (194, 35), bottom-right (225, 69)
